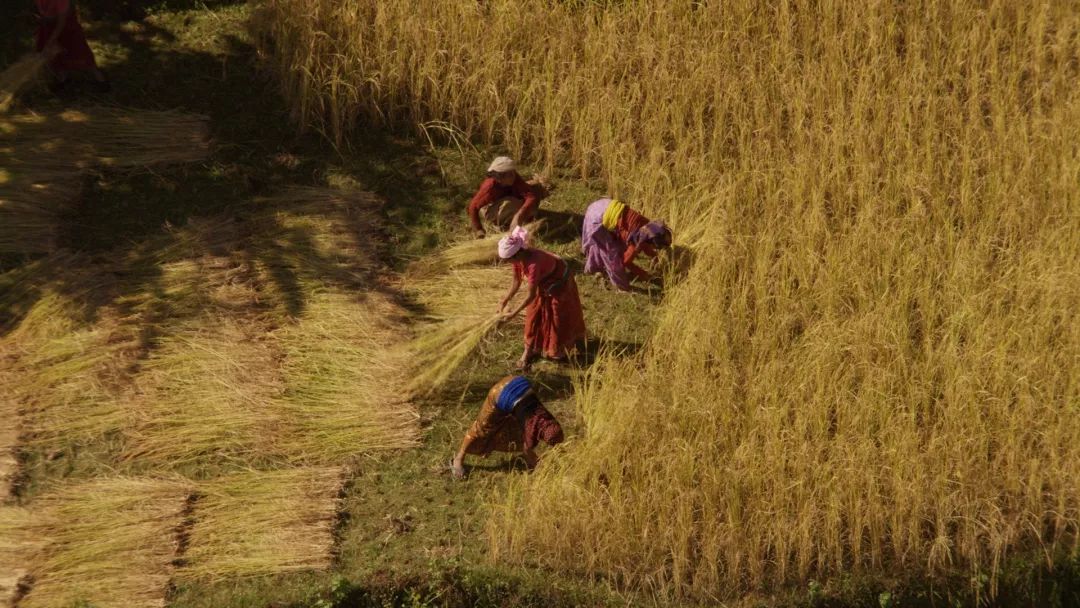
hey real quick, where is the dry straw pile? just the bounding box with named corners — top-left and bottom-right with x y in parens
top-left (258, 0), bottom-right (1080, 600)
top-left (12, 477), bottom-right (192, 608)
top-left (276, 291), bottom-right (420, 461)
top-left (0, 53), bottom-right (47, 113)
top-left (177, 467), bottom-right (343, 580)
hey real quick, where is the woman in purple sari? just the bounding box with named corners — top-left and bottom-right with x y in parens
top-left (581, 198), bottom-right (672, 290)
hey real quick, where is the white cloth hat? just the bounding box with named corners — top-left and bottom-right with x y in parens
top-left (487, 156), bottom-right (516, 173)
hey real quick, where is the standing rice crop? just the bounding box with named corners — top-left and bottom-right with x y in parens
top-left (258, 0), bottom-right (1080, 601)
top-left (177, 467), bottom-right (344, 580)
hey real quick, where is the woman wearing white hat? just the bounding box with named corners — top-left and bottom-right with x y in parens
top-left (466, 156), bottom-right (544, 238)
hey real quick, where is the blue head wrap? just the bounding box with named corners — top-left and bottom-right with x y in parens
top-left (495, 376), bottom-right (533, 413)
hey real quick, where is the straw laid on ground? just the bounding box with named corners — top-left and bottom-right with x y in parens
top-left (0, 108), bottom-right (210, 254)
top-left (177, 467), bottom-right (343, 580)
top-left (0, 169), bottom-right (80, 253)
top-left (125, 318), bottom-right (285, 469)
top-left (0, 258), bottom-right (141, 453)
top-left (0, 421), bottom-right (16, 503)
top-left (0, 53), bottom-right (47, 113)
top-left (276, 291), bottom-right (420, 462)
top-left (0, 108), bottom-right (211, 170)
top-left (16, 477), bottom-right (192, 608)
top-left (0, 506), bottom-right (43, 608)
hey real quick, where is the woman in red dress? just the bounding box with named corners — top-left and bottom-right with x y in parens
top-left (34, 0), bottom-right (110, 93)
top-left (497, 226), bottom-right (587, 370)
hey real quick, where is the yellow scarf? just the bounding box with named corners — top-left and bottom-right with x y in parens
top-left (601, 199), bottom-right (626, 231)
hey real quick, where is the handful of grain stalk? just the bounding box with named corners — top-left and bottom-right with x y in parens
top-left (406, 220), bottom-right (545, 279)
top-left (0, 53), bottom-right (48, 113)
top-left (408, 313), bottom-right (503, 395)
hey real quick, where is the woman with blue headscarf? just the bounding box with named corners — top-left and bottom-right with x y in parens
top-left (451, 375), bottom-right (564, 479)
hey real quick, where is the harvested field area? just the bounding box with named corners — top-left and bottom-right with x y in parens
top-left (176, 467), bottom-right (344, 581)
top-left (11, 477), bottom-right (192, 608)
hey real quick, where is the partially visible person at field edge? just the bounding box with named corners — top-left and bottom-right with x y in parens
top-left (497, 225), bottom-right (587, 371)
top-left (451, 375), bottom-right (564, 480)
top-left (467, 156), bottom-right (545, 238)
top-left (581, 197), bottom-right (672, 291)
top-left (35, 0), bottom-right (110, 94)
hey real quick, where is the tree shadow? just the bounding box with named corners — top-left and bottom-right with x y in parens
top-left (1, 6), bottom-right (454, 334)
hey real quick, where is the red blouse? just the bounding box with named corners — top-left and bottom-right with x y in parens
top-left (467, 173), bottom-right (539, 231)
top-left (512, 249), bottom-right (561, 289)
top-left (615, 206), bottom-right (657, 281)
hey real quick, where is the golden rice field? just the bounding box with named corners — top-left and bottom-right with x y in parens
top-left (255, 0), bottom-right (1080, 601)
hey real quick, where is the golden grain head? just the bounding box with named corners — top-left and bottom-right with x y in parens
top-left (255, 0), bottom-right (1080, 599)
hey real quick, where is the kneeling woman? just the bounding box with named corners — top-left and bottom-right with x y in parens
top-left (497, 226), bottom-right (587, 370)
top-left (451, 375), bottom-right (564, 479)
top-left (581, 198), bottom-right (672, 291)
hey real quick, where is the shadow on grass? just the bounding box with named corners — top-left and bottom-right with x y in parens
top-left (1, 5), bottom-right (462, 333)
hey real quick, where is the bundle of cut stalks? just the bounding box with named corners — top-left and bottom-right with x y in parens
top-left (0, 506), bottom-right (43, 606)
top-left (408, 313), bottom-right (503, 395)
top-left (16, 477), bottom-right (192, 608)
top-left (0, 53), bottom-right (47, 113)
top-left (405, 266), bottom-right (520, 395)
top-left (0, 169), bottom-right (80, 253)
top-left (177, 467), bottom-right (343, 580)
top-left (406, 220), bottom-right (544, 279)
top-left (0, 108), bottom-right (211, 171)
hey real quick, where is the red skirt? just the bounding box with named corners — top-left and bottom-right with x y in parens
top-left (524, 274), bottom-right (586, 359)
top-left (35, 8), bottom-right (98, 73)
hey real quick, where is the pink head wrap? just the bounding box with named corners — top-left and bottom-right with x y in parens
top-left (497, 226), bottom-right (529, 259)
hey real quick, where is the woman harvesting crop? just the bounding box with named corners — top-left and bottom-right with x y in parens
top-left (497, 226), bottom-right (586, 371)
top-left (34, 0), bottom-right (110, 94)
top-left (581, 198), bottom-right (672, 291)
top-left (467, 156), bottom-right (544, 238)
top-left (451, 375), bottom-right (564, 479)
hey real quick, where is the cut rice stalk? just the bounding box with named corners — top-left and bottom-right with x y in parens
top-left (275, 291), bottom-right (420, 462)
top-left (0, 107), bottom-right (211, 170)
top-left (125, 318), bottom-right (286, 469)
top-left (177, 467), bottom-right (344, 580)
top-left (0, 53), bottom-right (47, 113)
top-left (408, 313), bottom-right (504, 395)
top-left (0, 506), bottom-right (43, 607)
top-left (406, 220), bottom-right (545, 279)
top-left (17, 477), bottom-right (193, 608)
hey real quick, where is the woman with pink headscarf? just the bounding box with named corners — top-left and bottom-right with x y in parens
top-left (497, 226), bottom-right (586, 371)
